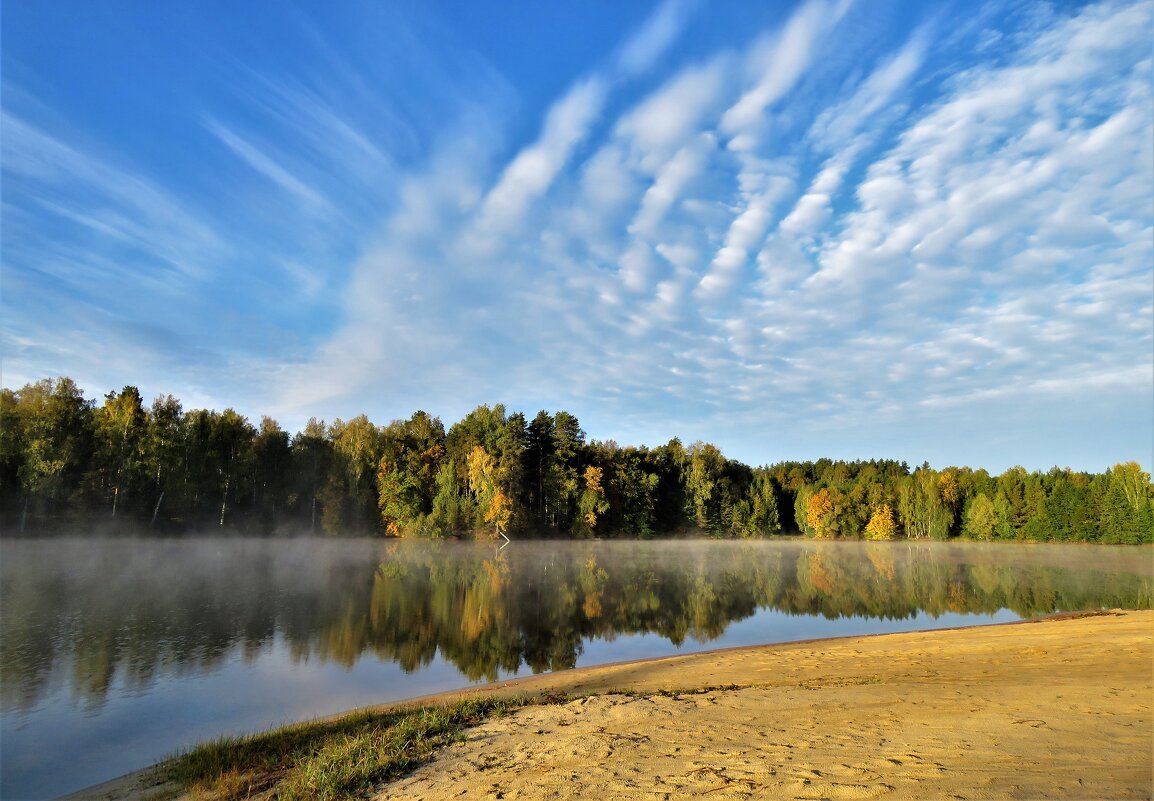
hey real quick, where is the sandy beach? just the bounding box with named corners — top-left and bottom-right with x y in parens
top-left (65, 610), bottom-right (1153, 801)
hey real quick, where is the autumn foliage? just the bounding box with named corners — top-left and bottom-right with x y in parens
top-left (806, 488), bottom-right (837, 539)
top-left (865, 504), bottom-right (897, 540)
top-left (2, 377), bottom-right (1151, 543)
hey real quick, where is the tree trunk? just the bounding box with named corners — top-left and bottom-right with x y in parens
top-left (151, 492), bottom-right (164, 529)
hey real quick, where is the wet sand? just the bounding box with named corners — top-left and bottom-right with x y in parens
top-left (63, 610), bottom-right (1153, 801)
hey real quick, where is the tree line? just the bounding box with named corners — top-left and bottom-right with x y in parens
top-left (1, 377), bottom-right (1151, 543)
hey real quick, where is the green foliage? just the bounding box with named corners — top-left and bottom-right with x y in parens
top-left (750, 471), bottom-right (782, 532)
top-left (376, 411), bottom-right (447, 536)
top-left (0, 376), bottom-right (1150, 543)
top-left (897, 468), bottom-right (953, 539)
top-left (685, 441), bottom-right (725, 531)
top-left (327, 415), bottom-right (383, 534)
top-left (90, 386), bottom-right (148, 518)
top-left (963, 493), bottom-right (998, 540)
top-left (5, 378), bottom-right (94, 527)
top-left (793, 485), bottom-right (815, 537)
top-left (596, 444), bottom-right (660, 538)
top-left (291, 417), bottom-right (331, 533)
top-left (1098, 462), bottom-right (1154, 544)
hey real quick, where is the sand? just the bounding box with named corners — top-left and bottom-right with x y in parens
top-left (62, 611), bottom-right (1153, 801)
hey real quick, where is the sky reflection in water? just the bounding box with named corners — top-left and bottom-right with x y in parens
top-left (1, 537), bottom-right (1149, 800)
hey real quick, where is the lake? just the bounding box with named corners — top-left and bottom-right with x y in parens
top-left (1, 536), bottom-right (1149, 800)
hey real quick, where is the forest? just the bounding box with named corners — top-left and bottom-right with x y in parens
top-left (1, 377), bottom-right (1151, 543)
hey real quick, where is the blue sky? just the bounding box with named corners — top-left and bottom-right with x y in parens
top-left (2, 0), bottom-right (1151, 473)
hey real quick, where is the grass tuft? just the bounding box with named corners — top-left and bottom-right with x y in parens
top-left (163, 694), bottom-right (569, 801)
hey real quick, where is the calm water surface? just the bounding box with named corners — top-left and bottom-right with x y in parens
top-left (1, 536), bottom-right (1149, 800)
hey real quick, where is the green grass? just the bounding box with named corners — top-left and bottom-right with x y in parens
top-left (163, 693), bottom-right (569, 801)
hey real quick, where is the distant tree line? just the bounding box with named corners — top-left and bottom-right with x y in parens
top-left (1, 377), bottom-right (1151, 543)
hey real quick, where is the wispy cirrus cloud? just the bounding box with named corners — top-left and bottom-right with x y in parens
top-left (3, 0), bottom-right (1149, 472)
top-left (283, 0), bottom-right (1151, 470)
top-left (614, 0), bottom-right (701, 78)
top-left (2, 110), bottom-right (224, 281)
top-left (204, 119), bottom-right (333, 215)
top-left (720, 0), bottom-right (852, 149)
top-left (0, 3), bottom-right (510, 407)
top-left (476, 77), bottom-right (609, 236)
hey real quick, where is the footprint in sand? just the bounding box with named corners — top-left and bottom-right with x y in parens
top-left (872, 752), bottom-right (947, 778)
top-left (786, 775), bottom-right (896, 799)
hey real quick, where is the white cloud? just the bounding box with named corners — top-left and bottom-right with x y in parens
top-left (778, 191), bottom-right (831, 238)
top-left (809, 0), bottom-right (1152, 314)
top-left (615, 58), bottom-right (731, 171)
top-left (240, 73), bottom-right (397, 181)
top-left (807, 27), bottom-right (928, 152)
top-left (2, 111), bottom-right (223, 280)
top-left (478, 77), bottom-right (608, 233)
top-left (696, 176), bottom-right (792, 300)
top-left (628, 135), bottom-right (713, 239)
top-left (206, 119), bottom-right (332, 213)
top-left (9, 0), bottom-right (1149, 473)
top-left (615, 0), bottom-right (700, 77)
top-left (720, 0), bottom-right (852, 149)
top-left (618, 241), bottom-right (658, 293)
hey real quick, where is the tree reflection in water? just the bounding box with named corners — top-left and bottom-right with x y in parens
top-left (1, 538), bottom-right (1149, 711)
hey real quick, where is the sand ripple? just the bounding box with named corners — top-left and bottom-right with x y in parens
top-left (385, 612), bottom-right (1153, 801)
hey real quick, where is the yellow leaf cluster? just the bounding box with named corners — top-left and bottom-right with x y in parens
top-left (865, 503), bottom-right (897, 540)
top-left (486, 490), bottom-right (512, 531)
top-left (584, 466), bottom-right (604, 494)
top-left (806, 488), bottom-right (835, 537)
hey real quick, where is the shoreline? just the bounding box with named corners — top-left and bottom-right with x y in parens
top-left (60, 610), bottom-right (1154, 800)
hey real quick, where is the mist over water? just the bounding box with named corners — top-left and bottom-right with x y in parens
top-left (1, 536), bottom-right (1149, 799)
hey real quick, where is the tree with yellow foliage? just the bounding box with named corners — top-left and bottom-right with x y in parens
top-left (806, 487), bottom-right (837, 538)
top-left (577, 465), bottom-right (609, 536)
top-left (864, 503), bottom-right (897, 540)
top-left (466, 446), bottom-right (512, 538)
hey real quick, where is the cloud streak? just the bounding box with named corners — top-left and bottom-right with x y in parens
top-left (2, 0), bottom-right (1150, 473)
